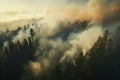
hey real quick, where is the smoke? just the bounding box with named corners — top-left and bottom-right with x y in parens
top-left (41, 0), bottom-right (120, 23)
top-left (4, 15), bottom-right (104, 78)
top-left (27, 61), bottom-right (42, 76)
top-left (12, 29), bottom-right (30, 44)
top-left (86, 0), bottom-right (120, 23)
top-left (1, 0), bottom-right (120, 23)
top-left (0, 1), bottom-right (120, 80)
top-left (70, 26), bottom-right (103, 55)
top-left (18, 22), bottom-right (102, 76)
top-left (60, 25), bottom-right (103, 63)
top-left (3, 41), bottom-right (9, 47)
top-left (7, 11), bottom-right (104, 64)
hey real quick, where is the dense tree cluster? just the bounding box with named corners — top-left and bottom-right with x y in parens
top-left (0, 21), bottom-right (120, 80)
top-left (0, 24), bottom-right (37, 80)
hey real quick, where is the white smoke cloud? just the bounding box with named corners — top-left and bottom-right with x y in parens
top-left (60, 25), bottom-right (103, 63)
top-left (12, 29), bottom-right (30, 44)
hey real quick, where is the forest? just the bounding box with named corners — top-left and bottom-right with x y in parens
top-left (0, 20), bottom-right (120, 80)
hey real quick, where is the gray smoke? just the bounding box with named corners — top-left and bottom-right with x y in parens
top-left (12, 18), bottom-right (103, 78)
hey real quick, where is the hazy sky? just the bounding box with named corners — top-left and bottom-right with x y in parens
top-left (0, 0), bottom-right (118, 22)
top-left (0, 0), bottom-right (74, 22)
top-left (0, 0), bottom-right (114, 12)
top-left (0, 0), bottom-right (71, 11)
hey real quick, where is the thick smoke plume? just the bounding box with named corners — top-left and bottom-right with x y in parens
top-left (43, 0), bottom-right (120, 23)
top-left (0, 16), bottom-right (104, 79)
top-left (6, 19), bottom-right (103, 79)
top-left (0, 0), bottom-right (120, 80)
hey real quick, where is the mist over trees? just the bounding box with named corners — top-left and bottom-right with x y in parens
top-left (0, 20), bottom-right (120, 80)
